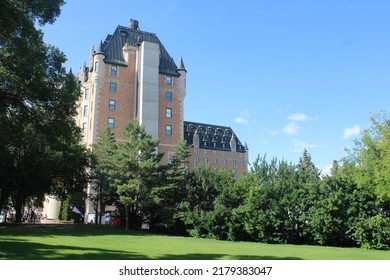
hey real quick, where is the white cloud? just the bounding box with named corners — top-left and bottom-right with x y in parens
top-left (343, 125), bottom-right (361, 139)
top-left (288, 113), bottom-right (318, 122)
top-left (288, 113), bottom-right (309, 121)
top-left (282, 122), bottom-right (299, 135)
top-left (292, 139), bottom-right (318, 153)
top-left (235, 110), bottom-right (252, 126)
top-left (235, 116), bottom-right (249, 125)
top-left (320, 164), bottom-right (333, 177)
top-left (267, 129), bottom-right (280, 136)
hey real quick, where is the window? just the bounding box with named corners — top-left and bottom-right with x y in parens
top-left (84, 88), bottom-right (90, 99)
top-left (223, 151), bottom-right (227, 157)
top-left (109, 100), bottom-right (116, 111)
top-left (214, 158), bottom-right (218, 164)
top-left (165, 125), bottom-right (172, 135)
top-left (110, 82), bottom-right (117, 92)
top-left (166, 76), bottom-right (172, 86)
top-left (241, 161), bottom-right (246, 166)
top-left (213, 150), bottom-right (218, 156)
top-left (94, 61), bottom-right (98, 72)
top-left (166, 92), bottom-right (172, 102)
top-left (110, 65), bottom-right (118, 76)
top-left (194, 157), bottom-right (199, 163)
top-left (223, 159), bottom-right (227, 165)
top-left (194, 148), bottom-right (198, 154)
top-left (240, 152), bottom-right (244, 158)
top-left (83, 105), bottom-right (88, 117)
top-left (82, 122), bottom-right (87, 134)
top-left (204, 149), bottom-right (208, 155)
top-left (108, 118), bottom-right (115, 129)
top-left (232, 160), bottom-right (237, 166)
top-left (232, 151), bottom-right (235, 158)
top-left (166, 108), bottom-right (172, 118)
top-left (194, 140), bottom-right (199, 146)
top-left (204, 158), bottom-right (209, 163)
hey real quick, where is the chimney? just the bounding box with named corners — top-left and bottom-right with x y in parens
top-left (130, 19), bottom-right (139, 30)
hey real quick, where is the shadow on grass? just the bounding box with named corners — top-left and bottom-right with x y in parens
top-left (0, 224), bottom-right (303, 260)
top-left (0, 240), bottom-right (149, 260)
top-left (0, 240), bottom-right (302, 260)
top-left (0, 223), bottom-right (147, 237)
top-left (160, 254), bottom-right (302, 260)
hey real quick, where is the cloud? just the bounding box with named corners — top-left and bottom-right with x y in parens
top-left (292, 139), bottom-right (318, 153)
top-left (267, 129), bottom-right (280, 136)
top-left (320, 164), bottom-right (333, 177)
top-left (343, 125), bottom-right (361, 139)
top-left (235, 116), bottom-right (249, 125)
top-left (235, 109), bottom-right (251, 126)
top-left (282, 122), bottom-right (299, 135)
top-left (288, 113), bottom-right (318, 122)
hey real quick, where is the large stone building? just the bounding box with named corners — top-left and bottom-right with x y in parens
top-left (75, 20), bottom-right (248, 222)
top-left (184, 121), bottom-right (249, 174)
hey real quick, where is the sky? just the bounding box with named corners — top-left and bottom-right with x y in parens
top-left (41, 0), bottom-right (390, 174)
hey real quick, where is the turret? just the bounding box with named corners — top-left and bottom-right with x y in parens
top-left (89, 45), bottom-right (95, 72)
top-left (176, 57), bottom-right (187, 138)
top-left (92, 40), bottom-right (105, 80)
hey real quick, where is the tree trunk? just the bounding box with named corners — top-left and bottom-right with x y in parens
top-left (125, 205), bottom-right (130, 231)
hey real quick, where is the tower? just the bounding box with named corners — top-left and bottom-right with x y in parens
top-left (74, 20), bottom-right (186, 222)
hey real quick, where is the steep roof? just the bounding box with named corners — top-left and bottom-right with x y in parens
top-left (98, 24), bottom-right (179, 76)
top-left (184, 121), bottom-right (247, 153)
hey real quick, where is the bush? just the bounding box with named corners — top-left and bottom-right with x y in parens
top-left (352, 214), bottom-right (390, 250)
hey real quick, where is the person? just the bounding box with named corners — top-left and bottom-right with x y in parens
top-left (104, 212), bottom-right (110, 225)
top-left (30, 210), bottom-right (35, 223)
top-left (6, 209), bottom-right (12, 223)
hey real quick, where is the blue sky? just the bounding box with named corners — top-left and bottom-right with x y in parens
top-left (41, 0), bottom-right (390, 174)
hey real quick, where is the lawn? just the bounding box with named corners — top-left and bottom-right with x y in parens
top-left (0, 224), bottom-right (389, 260)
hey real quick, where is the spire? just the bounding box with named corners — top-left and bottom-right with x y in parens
top-left (177, 56), bottom-right (187, 73)
top-left (94, 40), bottom-right (104, 56)
top-left (90, 44), bottom-right (95, 57)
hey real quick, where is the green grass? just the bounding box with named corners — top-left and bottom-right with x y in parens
top-left (0, 224), bottom-right (389, 260)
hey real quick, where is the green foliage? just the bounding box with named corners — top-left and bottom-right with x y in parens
top-left (93, 120), bottom-right (162, 230)
top-left (90, 112), bottom-right (390, 250)
top-left (0, 0), bottom-right (88, 221)
top-left (145, 140), bottom-right (191, 234)
top-left (351, 214), bottom-right (390, 250)
top-left (90, 128), bottom-right (118, 224)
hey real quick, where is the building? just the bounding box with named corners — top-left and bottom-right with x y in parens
top-left (184, 121), bottom-right (248, 175)
top-left (75, 19), bottom-right (186, 166)
top-left (74, 20), bottom-right (248, 222)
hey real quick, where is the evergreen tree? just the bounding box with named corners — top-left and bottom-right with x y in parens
top-left (111, 121), bottom-right (162, 230)
top-left (91, 128), bottom-right (118, 224)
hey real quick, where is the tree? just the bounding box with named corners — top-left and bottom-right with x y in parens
top-left (91, 128), bottom-right (118, 224)
top-left (345, 112), bottom-right (390, 248)
top-left (146, 140), bottom-right (191, 234)
top-left (111, 121), bottom-right (162, 231)
top-left (0, 0), bottom-right (88, 221)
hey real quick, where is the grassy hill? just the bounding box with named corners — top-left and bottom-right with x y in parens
top-left (0, 224), bottom-right (389, 260)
